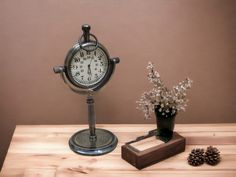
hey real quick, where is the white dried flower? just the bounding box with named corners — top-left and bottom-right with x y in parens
top-left (137, 62), bottom-right (193, 119)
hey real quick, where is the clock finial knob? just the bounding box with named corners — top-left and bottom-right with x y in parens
top-left (82, 24), bottom-right (91, 42)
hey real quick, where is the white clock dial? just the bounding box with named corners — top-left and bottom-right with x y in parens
top-left (69, 46), bottom-right (109, 86)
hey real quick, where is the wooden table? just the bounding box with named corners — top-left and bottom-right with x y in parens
top-left (1, 124), bottom-right (236, 177)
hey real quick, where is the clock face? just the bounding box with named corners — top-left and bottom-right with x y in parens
top-left (68, 45), bottom-right (109, 87)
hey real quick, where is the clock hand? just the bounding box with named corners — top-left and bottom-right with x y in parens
top-left (87, 64), bottom-right (92, 75)
top-left (89, 55), bottom-right (94, 65)
top-left (87, 55), bottom-right (94, 75)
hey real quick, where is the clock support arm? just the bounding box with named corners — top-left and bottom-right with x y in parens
top-left (110, 57), bottom-right (120, 64)
top-left (53, 66), bottom-right (65, 73)
top-left (53, 66), bottom-right (67, 84)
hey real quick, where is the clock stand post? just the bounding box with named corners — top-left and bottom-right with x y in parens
top-left (87, 94), bottom-right (96, 141)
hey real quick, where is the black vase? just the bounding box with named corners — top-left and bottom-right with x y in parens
top-left (154, 105), bottom-right (177, 142)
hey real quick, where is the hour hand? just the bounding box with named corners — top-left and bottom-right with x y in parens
top-left (87, 65), bottom-right (92, 75)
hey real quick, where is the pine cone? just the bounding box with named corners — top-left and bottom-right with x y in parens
top-left (188, 148), bottom-right (205, 166)
top-left (205, 146), bottom-right (221, 165)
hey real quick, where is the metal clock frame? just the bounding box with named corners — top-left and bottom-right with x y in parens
top-left (64, 41), bottom-right (118, 92)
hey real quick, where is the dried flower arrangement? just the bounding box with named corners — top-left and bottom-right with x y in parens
top-left (137, 62), bottom-right (193, 119)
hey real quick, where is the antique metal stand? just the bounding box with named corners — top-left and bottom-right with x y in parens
top-left (69, 95), bottom-right (118, 156)
top-left (54, 24), bottom-right (119, 156)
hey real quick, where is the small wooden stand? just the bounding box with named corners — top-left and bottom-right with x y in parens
top-left (121, 132), bottom-right (186, 169)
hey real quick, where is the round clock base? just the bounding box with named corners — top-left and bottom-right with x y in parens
top-left (69, 128), bottom-right (118, 156)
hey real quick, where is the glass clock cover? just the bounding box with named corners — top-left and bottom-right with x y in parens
top-left (68, 45), bottom-right (109, 88)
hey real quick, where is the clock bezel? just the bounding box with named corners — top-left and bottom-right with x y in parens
top-left (64, 41), bottom-right (114, 91)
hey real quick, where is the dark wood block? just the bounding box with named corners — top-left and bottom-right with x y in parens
top-left (121, 132), bottom-right (186, 170)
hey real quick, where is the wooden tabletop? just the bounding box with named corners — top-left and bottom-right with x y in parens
top-left (1, 124), bottom-right (236, 177)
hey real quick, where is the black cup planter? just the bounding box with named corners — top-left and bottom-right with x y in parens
top-left (154, 105), bottom-right (177, 142)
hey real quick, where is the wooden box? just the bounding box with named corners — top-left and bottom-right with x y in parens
top-left (121, 132), bottom-right (186, 169)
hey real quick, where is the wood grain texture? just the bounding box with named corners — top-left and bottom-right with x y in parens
top-left (0, 124), bottom-right (236, 177)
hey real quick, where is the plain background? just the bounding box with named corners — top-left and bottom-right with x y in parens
top-left (0, 0), bottom-right (235, 169)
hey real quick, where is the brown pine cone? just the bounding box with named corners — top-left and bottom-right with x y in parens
top-left (205, 146), bottom-right (221, 165)
top-left (188, 148), bottom-right (205, 166)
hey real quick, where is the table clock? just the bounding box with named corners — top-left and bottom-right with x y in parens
top-left (53, 24), bottom-right (120, 156)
